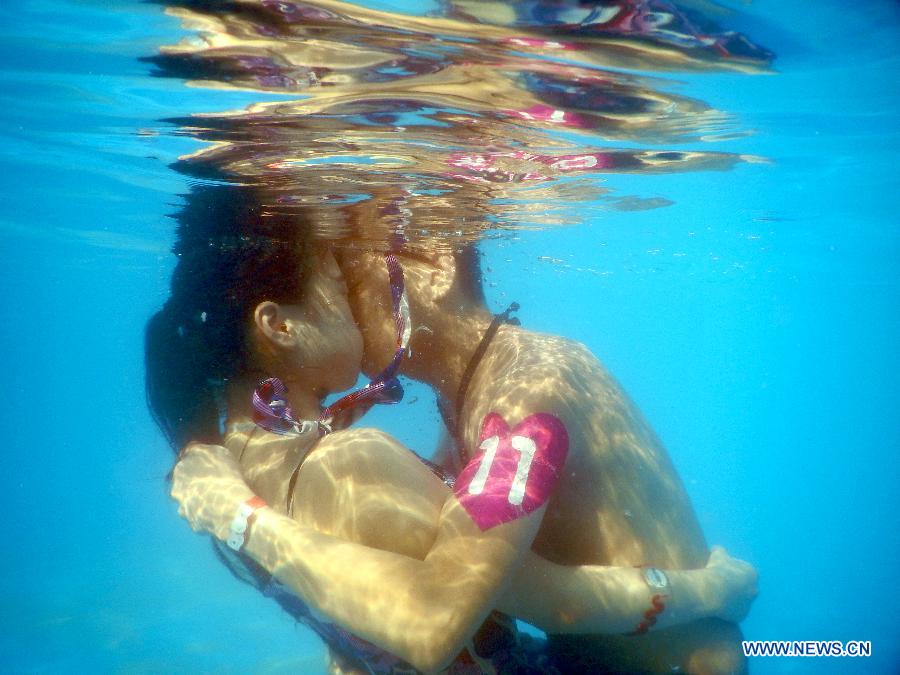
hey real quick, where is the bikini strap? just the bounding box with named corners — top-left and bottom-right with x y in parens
top-left (453, 302), bottom-right (520, 465)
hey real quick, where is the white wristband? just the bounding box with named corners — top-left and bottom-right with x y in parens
top-left (226, 496), bottom-right (267, 551)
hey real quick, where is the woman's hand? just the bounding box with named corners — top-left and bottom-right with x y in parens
top-left (171, 443), bottom-right (256, 541)
top-left (705, 545), bottom-right (759, 624)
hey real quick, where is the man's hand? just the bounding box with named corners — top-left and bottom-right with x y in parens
top-left (706, 545), bottom-right (759, 624)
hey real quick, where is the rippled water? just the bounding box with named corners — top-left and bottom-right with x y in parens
top-left (2, 1), bottom-right (898, 673)
top-left (144, 0), bottom-right (771, 246)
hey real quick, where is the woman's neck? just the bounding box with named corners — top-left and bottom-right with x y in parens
top-left (223, 376), bottom-right (322, 510)
top-left (227, 373), bottom-right (324, 424)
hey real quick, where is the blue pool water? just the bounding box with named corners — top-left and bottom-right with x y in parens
top-left (1, 1), bottom-right (897, 672)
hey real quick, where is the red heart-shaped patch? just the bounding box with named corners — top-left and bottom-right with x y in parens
top-left (454, 412), bottom-right (569, 531)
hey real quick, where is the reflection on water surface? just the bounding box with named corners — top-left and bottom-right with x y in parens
top-left (146, 0), bottom-right (771, 247)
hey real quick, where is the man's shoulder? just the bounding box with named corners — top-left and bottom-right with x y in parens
top-left (503, 328), bottom-right (607, 378)
top-left (470, 328), bottom-right (612, 417)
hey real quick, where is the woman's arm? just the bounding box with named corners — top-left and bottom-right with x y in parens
top-left (174, 440), bottom-right (545, 673)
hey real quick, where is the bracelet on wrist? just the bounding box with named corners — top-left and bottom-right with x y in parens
top-left (226, 495), bottom-right (267, 552)
top-left (632, 566), bottom-right (669, 634)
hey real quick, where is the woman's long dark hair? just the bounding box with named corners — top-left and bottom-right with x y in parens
top-left (145, 181), bottom-right (311, 452)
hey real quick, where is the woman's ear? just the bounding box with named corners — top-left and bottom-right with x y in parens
top-left (254, 301), bottom-right (296, 349)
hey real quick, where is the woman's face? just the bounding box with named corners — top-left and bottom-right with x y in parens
top-left (282, 248), bottom-right (364, 394)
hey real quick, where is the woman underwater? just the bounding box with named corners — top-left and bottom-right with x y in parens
top-left (149, 181), bottom-right (757, 673)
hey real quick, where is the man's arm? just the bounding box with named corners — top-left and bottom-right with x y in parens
top-left (501, 546), bottom-right (757, 634)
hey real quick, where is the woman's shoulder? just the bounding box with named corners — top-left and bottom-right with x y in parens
top-left (227, 422), bottom-right (319, 460)
top-left (296, 427), bottom-right (450, 513)
top-left (309, 427), bottom-right (426, 472)
top-left (317, 426), bottom-right (408, 452)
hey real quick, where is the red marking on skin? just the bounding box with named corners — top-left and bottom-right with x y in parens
top-left (454, 412), bottom-right (569, 531)
top-left (634, 594), bottom-right (668, 635)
